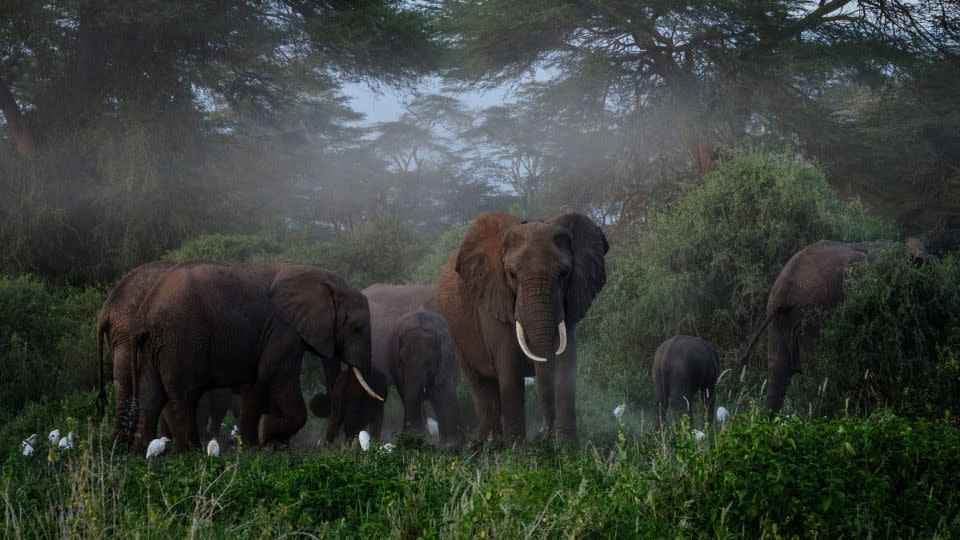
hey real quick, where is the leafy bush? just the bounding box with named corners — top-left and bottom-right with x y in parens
top-left (811, 251), bottom-right (960, 417)
top-left (410, 223), bottom-right (469, 284)
top-left (0, 276), bottom-right (103, 421)
top-left (581, 149), bottom-right (895, 405)
top-left (165, 234), bottom-right (284, 262)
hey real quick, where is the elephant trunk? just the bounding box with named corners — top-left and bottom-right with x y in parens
top-left (515, 276), bottom-right (565, 362)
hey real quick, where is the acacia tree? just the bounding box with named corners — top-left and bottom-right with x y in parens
top-left (440, 0), bottom-right (960, 229)
top-left (0, 0), bottom-right (440, 281)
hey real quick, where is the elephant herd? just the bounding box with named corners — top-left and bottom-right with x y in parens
top-left (96, 210), bottom-right (924, 454)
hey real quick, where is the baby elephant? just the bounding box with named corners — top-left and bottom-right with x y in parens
top-left (652, 335), bottom-right (719, 423)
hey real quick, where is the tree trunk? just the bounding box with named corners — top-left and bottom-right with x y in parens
top-left (0, 78), bottom-right (35, 157)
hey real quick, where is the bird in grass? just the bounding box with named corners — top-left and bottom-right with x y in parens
top-left (613, 404), bottom-right (626, 421)
top-left (206, 439), bottom-right (220, 457)
top-left (716, 406), bottom-right (730, 423)
top-left (358, 430), bottom-right (371, 451)
top-left (426, 418), bottom-right (439, 437)
top-left (524, 377), bottom-right (535, 387)
top-left (21, 434), bottom-right (37, 457)
top-left (48, 429), bottom-right (60, 446)
top-left (146, 437), bottom-right (170, 459)
top-left (58, 432), bottom-right (74, 451)
top-left (379, 442), bottom-right (395, 453)
top-left (692, 429), bottom-right (706, 441)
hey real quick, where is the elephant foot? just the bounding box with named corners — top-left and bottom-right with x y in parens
top-left (532, 426), bottom-right (553, 442)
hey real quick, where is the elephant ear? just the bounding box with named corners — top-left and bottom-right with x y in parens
top-left (550, 213), bottom-right (609, 324)
top-left (455, 212), bottom-right (522, 322)
top-left (269, 265), bottom-right (336, 359)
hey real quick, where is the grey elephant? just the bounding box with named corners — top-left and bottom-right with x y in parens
top-left (97, 261), bottom-right (175, 445)
top-left (436, 212), bottom-right (608, 444)
top-left (739, 240), bottom-right (928, 411)
top-left (131, 261), bottom-right (383, 453)
top-left (315, 284), bottom-right (463, 446)
top-left (652, 335), bottom-right (719, 423)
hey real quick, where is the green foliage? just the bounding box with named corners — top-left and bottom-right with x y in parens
top-left (3, 400), bottom-right (958, 538)
top-left (411, 223), bottom-right (469, 284)
top-left (812, 251), bottom-right (960, 417)
top-left (0, 276), bottom-right (102, 421)
top-left (582, 150), bottom-right (894, 403)
top-left (165, 234), bottom-right (284, 262)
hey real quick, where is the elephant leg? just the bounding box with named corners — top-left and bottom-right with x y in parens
top-left (133, 363), bottom-right (166, 455)
top-left (238, 385), bottom-right (265, 446)
top-left (765, 361), bottom-right (793, 412)
top-left (158, 406), bottom-right (174, 438)
top-left (429, 387), bottom-right (463, 447)
top-left (257, 346), bottom-right (307, 445)
top-left (402, 392), bottom-right (426, 436)
top-left (534, 361), bottom-right (555, 439)
top-left (110, 342), bottom-right (134, 446)
top-left (369, 405), bottom-right (385, 440)
top-left (464, 372), bottom-right (500, 441)
top-left (497, 370), bottom-right (526, 443)
top-left (195, 392), bottom-right (213, 441)
top-left (166, 395), bottom-right (200, 453)
top-left (553, 335), bottom-right (578, 445)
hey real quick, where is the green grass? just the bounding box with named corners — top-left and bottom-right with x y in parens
top-left (2, 391), bottom-right (959, 538)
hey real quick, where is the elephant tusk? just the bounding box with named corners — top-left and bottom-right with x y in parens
top-left (556, 321), bottom-right (567, 355)
top-left (353, 367), bottom-right (384, 402)
top-left (515, 321), bottom-right (548, 363)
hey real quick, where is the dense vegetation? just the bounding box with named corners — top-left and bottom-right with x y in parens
top-left (2, 0), bottom-right (959, 536)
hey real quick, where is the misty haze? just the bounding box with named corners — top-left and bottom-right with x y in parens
top-left (1, 1), bottom-right (959, 537)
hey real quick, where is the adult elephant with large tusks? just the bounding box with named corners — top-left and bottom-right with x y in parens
top-left (130, 262), bottom-right (383, 454)
top-left (436, 212), bottom-right (608, 444)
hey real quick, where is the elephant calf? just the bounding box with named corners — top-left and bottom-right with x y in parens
top-left (652, 335), bottom-right (719, 424)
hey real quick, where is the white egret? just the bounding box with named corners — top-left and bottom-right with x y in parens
top-left (145, 437), bottom-right (170, 459)
top-left (48, 429), bottom-right (60, 446)
top-left (21, 440), bottom-right (34, 457)
top-left (426, 418), bottom-right (439, 437)
top-left (524, 377), bottom-right (535, 387)
top-left (380, 442), bottom-right (395, 453)
top-left (58, 432), bottom-right (74, 450)
top-left (206, 439), bottom-right (220, 457)
top-left (358, 430), bottom-right (371, 451)
top-left (613, 404), bottom-right (626, 421)
top-left (692, 429), bottom-right (706, 441)
top-left (716, 406), bottom-right (730, 423)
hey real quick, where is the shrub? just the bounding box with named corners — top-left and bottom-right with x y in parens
top-left (0, 276), bottom-right (102, 421)
top-left (410, 223), bottom-right (469, 284)
top-left (811, 250), bottom-right (960, 417)
top-left (580, 149), bottom-right (895, 405)
top-left (165, 234), bottom-right (284, 262)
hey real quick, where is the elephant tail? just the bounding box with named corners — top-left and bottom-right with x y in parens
top-left (96, 320), bottom-right (108, 417)
top-left (737, 311), bottom-right (776, 377)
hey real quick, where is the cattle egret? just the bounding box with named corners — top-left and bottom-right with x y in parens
top-left (426, 418), bottom-right (439, 437)
top-left (58, 432), bottom-right (74, 450)
top-left (716, 406), bottom-right (730, 423)
top-left (358, 430), bottom-right (371, 451)
top-left (613, 404), bottom-right (626, 421)
top-left (380, 442), bottom-right (395, 453)
top-left (146, 437), bottom-right (170, 459)
top-left (48, 429), bottom-right (60, 446)
top-left (524, 377), bottom-right (535, 387)
top-left (206, 439), bottom-right (220, 457)
top-left (692, 429), bottom-right (706, 441)
top-left (21, 440), bottom-right (34, 457)
top-left (25, 434), bottom-right (37, 445)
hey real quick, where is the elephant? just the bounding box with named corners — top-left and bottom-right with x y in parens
top-left (159, 388), bottom-right (240, 442)
top-left (739, 239), bottom-right (928, 411)
top-left (652, 335), bottom-right (719, 424)
top-left (314, 284), bottom-right (463, 446)
top-left (436, 212), bottom-right (608, 444)
top-left (130, 261), bottom-right (383, 453)
top-left (96, 261), bottom-right (175, 445)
